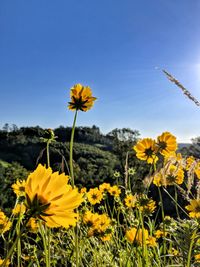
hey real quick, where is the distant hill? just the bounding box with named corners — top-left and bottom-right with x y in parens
top-left (178, 143), bottom-right (191, 149)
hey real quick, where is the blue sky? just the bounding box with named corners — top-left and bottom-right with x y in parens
top-left (0, 0), bottom-right (200, 142)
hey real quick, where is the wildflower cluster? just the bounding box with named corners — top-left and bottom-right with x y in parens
top-left (134, 131), bottom-right (177, 164)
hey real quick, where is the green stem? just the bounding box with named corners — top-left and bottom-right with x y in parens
top-left (69, 110), bottom-right (79, 266)
top-left (158, 187), bottom-right (166, 266)
top-left (38, 222), bottom-right (50, 267)
top-left (46, 141), bottom-right (50, 168)
top-left (69, 110), bottom-right (78, 188)
top-left (174, 185), bottom-right (180, 219)
top-left (17, 220), bottom-right (21, 267)
top-left (187, 229), bottom-right (197, 267)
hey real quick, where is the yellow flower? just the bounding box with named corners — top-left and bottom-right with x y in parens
top-left (195, 253), bottom-right (200, 263)
top-left (99, 183), bottom-right (111, 193)
top-left (153, 173), bottom-right (163, 187)
top-left (80, 187), bottom-right (87, 194)
top-left (101, 233), bottom-right (112, 242)
top-left (169, 247), bottom-right (179, 256)
top-left (156, 132), bottom-right (177, 157)
top-left (124, 194), bottom-right (137, 208)
top-left (185, 199), bottom-right (200, 219)
top-left (27, 218), bottom-right (38, 232)
top-left (148, 236), bottom-right (157, 247)
top-left (12, 203), bottom-right (26, 215)
top-left (134, 138), bottom-right (158, 164)
top-left (186, 156), bottom-right (195, 170)
top-left (83, 211), bottom-right (111, 238)
top-left (108, 185), bottom-right (121, 197)
top-left (12, 180), bottom-right (26, 197)
top-left (83, 211), bottom-right (100, 228)
top-left (165, 165), bottom-right (184, 185)
top-left (126, 227), bottom-right (149, 245)
top-left (194, 162), bottom-right (200, 179)
top-left (68, 84), bottom-right (97, 111)
top-left (25, 164), bottom-right (83, 228)
top-left (0, 210), bottom-right (12, 234)
top-left (137, 195), bottom-right (156, 215)
top-left (0, 258), bottom-right (10, 266)
top-left (96, 213), bottom-right (111, 233)
top-left (155, 229), bottom-right (167, 239)
top-left (87, 188), bottom-right (103, 205)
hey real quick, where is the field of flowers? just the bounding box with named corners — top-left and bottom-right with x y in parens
top-left (0, 84), bottom-right (200, 266)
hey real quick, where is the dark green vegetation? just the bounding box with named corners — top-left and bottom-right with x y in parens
top-left (0, 124), bottom-right (143, 186)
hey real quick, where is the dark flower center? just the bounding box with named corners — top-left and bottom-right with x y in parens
top-left (145, 148), bottom-right (154, 157)
top-left (91, 194), bottom-right (98, 200)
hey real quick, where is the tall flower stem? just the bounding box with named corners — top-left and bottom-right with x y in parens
top-left (46, 140), bottom-right (50, 168)
top-left (69, 110), bottom-right (78, 188)
top-left (158, 187), bottom-right (166, 266)
top-left (39, 221), bottom-right (50, 267)
top-left (187, 229), bottom-right (197, 267)
top-left (69, 110), bottom-right (79, 266)
top-left (46, 137), bottom-right (51, 266)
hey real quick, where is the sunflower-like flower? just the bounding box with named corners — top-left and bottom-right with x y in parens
top-left (0, 258), bottom-right (10, 266)
top-left (153, 172), bottom-right (163, 187)
top-left (126, 227), bottom-right (149, 245)
top-left (87, 188), bottom-right (103, 205)
top-left (12, 203), bottom-right (26, 215)
top-left (165, 164), bottom-right (184, 186)
top-left (108, 185), bottom-right (121, 197)
top-left (134, 138), bottom-right (158, 164)
top-left (137, 195), bottom-right (156, 216)
top-left (25, 164), bottom-right (83, 228)
top-left (195, 254), bottom-right (200, 263)
top-left (83, 211), bottom-right (100, 228)
top-left (156, 132), bottom-right (177, 157)
top-left (124, 194), bottom-right (137, 208)
top-left (185, 199), bottom-right (200, 219)
top-left (68, 84), bottom-right (97, 111)
top-left (0, 210), bottom-right (12, 234)
top-left (155, 229), bottom-right (167, 239)
top-left (12, 180), bottom-right (26, 197)
top-left (99, 183), bottom-right (111, 193)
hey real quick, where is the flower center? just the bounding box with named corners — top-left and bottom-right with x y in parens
top-left (91, 194), bottom-right (98, 200)
top-left (145, 148), bottom-right (154, 157)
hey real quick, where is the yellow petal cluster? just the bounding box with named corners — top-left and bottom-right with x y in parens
top-left (0, 210), bottom-right (12, 234)
top-left (83, 211), bottom-right (112, 240)
top-left (87, 188), bottom-right (103, 205)
top-left (68, 84), bottom-right (97, 111)
top-left (126, 227), bottom-right (156, 247)
top-left (25, 164), bottom-right (83, 228)
top-left (157, 132), bottom-right (177, 156)
top-left (134, 138), bottom-right (158, 164)
top-left (185, 199), bottom-right (200, 219)
top-left (12, 203), bottom-right (26, 215)
top-left (11, 180), bottom-right (26, 197)
top-left (124, 194), bottom-right (137, 208)
top-left (108, 185), bottom-right (121, 197)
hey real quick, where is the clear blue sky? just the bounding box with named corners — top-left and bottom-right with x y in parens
top-left (0, 0), bottom-right (200, 143)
